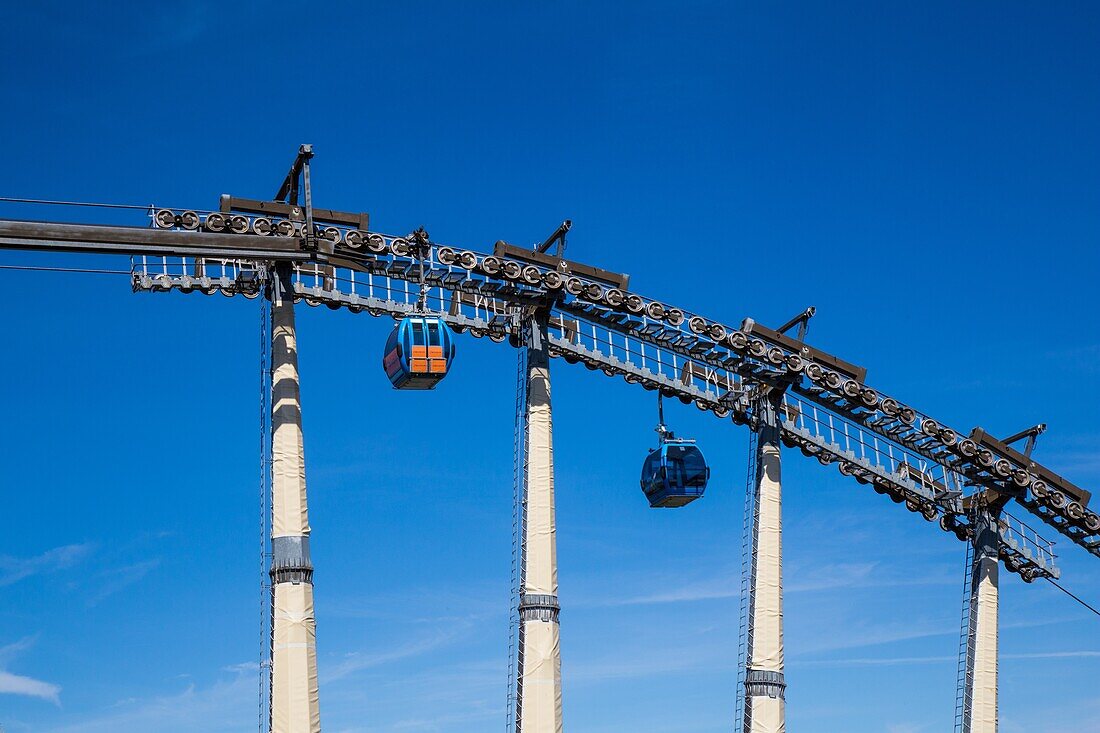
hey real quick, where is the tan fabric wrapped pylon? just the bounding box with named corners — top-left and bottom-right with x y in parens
top-left (272, 582), bottom-right (321, 733)
top-left (517, 314), bottom-right (564, 733)
top-left (745, 397), bottom-right (786, 733)
top-left (965, 507), bottom-right (1001, 733)
top-left (969, 555), bottom-right (998, 733)
top-left (270, 267), bottom-right (321, 733)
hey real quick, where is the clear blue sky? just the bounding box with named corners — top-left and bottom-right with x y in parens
top-left (1, 2), bottom-right (1098, 732)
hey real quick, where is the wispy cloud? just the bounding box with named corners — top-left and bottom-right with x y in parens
top-left (1044, 343), bottom-right (1100, 374)
top-left (794, 650), bottom-right (1100, 668)
top-left (569, 645), bottom-right (731, 682)
top-left (575, 561), bottom-right (951, 608)
top-left (86, 559), bottom-right (161, 606)
top-left (325, 628), bottom-right (469, 683)
top-left (0, 637), bottom-right (61, 705)
top-left (0, 670), bottom-right (62, 705)
top-left (39, 673), bottom-right (254, 733)
top-left (0, 544), bottom-right (93, 587)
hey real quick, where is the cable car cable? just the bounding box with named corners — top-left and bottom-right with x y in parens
top-left (0, 264), bottom-right (131, 275)
top-left (1043, 577), bottom-right (1100, 618)
top-left (0, 195), bottom-right (154, 210)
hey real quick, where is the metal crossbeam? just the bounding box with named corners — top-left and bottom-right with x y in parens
top-left (3, 190), bottom-right (1097, 570)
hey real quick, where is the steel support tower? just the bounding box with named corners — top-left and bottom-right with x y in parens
top-left (269, 264), bottom-right (322, 733)
top-left (515, 310), bottom-right (565, 733)
top-left (962, 501), bottom-right (1003, 733)
top-left (743, 389), bottom-right (787, 733)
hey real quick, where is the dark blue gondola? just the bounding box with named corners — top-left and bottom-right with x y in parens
top-left (640, 396), bottom-right (710, 507)
top-left (382, 316), bottom-right (456, 390)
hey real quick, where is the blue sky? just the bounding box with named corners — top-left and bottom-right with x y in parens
top-left (1, 2), bottom-right (1099, 732)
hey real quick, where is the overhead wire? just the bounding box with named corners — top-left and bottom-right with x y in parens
top-left (1044, 577), bottom-right (1100, 617)
top-left (0, 264), bottom-right (131, 275)
top-left (0, 196), bottom-right (154, 211)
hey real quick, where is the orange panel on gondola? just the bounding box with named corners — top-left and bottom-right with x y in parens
top-left (411, 358), bottom-right (429, 372)
top-left (429, 360), bottom-right (448, 373)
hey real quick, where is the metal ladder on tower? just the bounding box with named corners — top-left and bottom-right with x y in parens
top-left (734, 419), bottom-right (760, 733)
top-left (507, 324), bottom-right (530, 733)
top-left (953, 537), bottom-right (976, 733)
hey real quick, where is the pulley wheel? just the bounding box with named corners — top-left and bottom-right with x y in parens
top-left (688, 316), bottom-right (707, 334)
top-left (502, 261), bottom-right (522, 279)
top-left (624, 294), bottom-right (644, 313)
top-left (205, 213), bottom-right (227, 232)
top-left (480, 256), bottom-right (502, 274)
top-left (457, 250), bottom-right (477, 268)
top-left (543, 271), bottom-right (564, 289)
top-left (727, 331), bottom-right (749, 351)
top-left (605, 288), bottom-right (624, 306)
top-left (154, 209), bottom-right (176, 228)
top-left (179, 210), bottom-right (201, 230)
top-left (645, 301), bottom-right (666, 319)
top-left (522, 266), bottom-right (542, 285)
top-left (437, 246), bottom-right (456, 265)
top-left (254, 217), bottom-right (274, 236)
top-left (230, 216), bottom-right (251, 234)
top-left (390, 238), bottom-right (411, 257)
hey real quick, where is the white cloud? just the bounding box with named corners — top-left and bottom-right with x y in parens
top-left (38, 674), bottom-right (255, 733)
top-left (86, 559), bottom-right (161, 606)
top-left (0, 544), bottom-right (93, 587)
top-left (0, 637), bottom-right (62, 705)
top-left (325, 628), bottom-right (468, 683)
top-left (0, 670), bottom-right (62, 705)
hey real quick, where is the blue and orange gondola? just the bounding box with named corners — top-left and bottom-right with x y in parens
top-left (382, 315), bottom-right (456, 390)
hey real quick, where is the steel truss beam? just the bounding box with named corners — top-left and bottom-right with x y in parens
top-left (128, 255), bottom-right (1063, 582)
top-left (2, 199), bottom-right (1097, 569)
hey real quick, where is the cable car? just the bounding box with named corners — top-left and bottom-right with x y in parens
top-left (640, 396), bottom-right (710, 507)
top-left (382, 316), bottom-right (455, 389)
